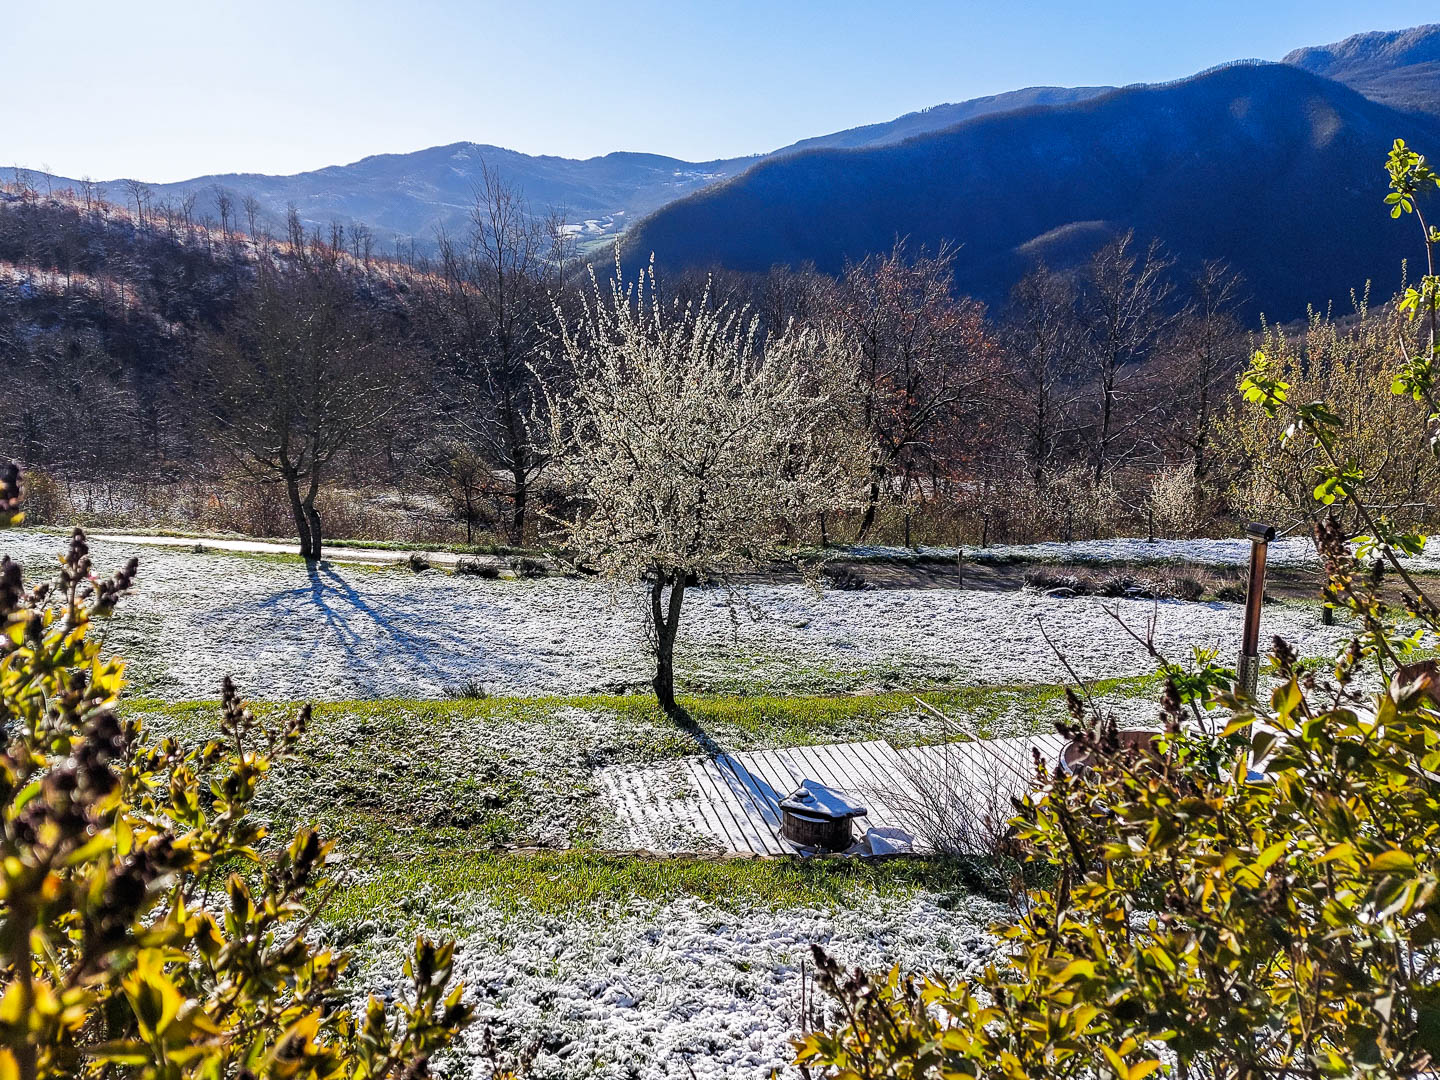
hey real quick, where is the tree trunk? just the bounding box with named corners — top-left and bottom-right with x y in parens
top-left (855, 478), bottom-right (881, 542)
top-left (510, 467), bottom-right (528, 547)
top-left (649, 573), bottom-right (686, 716)
top-left (285, 473), bottom-right (314, 559)
top-left (303, 467), bottom-right (323, 561)
top-left (1095, 364), bottom-right (1116, 483)
top-left (306, 503), bottom-right (323, 561)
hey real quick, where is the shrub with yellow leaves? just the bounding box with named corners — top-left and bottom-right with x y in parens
top-left (0, 466), bottom-right (472, 1080)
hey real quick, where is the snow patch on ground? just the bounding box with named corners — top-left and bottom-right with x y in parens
top-left (353, 891), bottom-right (1005, 1078)
top-left (849, 534), bottom-right (1440, 571)
top-left (6, 531), bottom-right (1356, 700)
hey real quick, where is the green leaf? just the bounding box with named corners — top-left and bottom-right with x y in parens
top-left (1366, 849), bottom-right (1416, 874)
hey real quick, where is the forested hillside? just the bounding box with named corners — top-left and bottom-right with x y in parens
top-left (12, 158), bottom-right (1438, 560)
top-left (1285, 22), bottom-right (1440, 116)
top-left (621, 63), bottom-right (1440, 319)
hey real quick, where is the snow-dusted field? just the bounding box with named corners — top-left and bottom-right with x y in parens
top-left (6, 530), bottom-right (1356, 700)
top-left (354, 891), bottom-right (1007, 1079)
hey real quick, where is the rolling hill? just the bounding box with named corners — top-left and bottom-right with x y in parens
top-left (619, 62), bottom-right (1440, 319)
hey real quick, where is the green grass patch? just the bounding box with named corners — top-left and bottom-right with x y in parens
top-left (126, 675), bottom-right (1160, 749)
top-left (327, 848), bottom-right (987, 925)
top-left (124, 681), bottom-right (1162, 862)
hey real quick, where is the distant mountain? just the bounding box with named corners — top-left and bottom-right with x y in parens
top-left (22, 86), bottom-right (1116, 257)
top-left (1285, 24), bottom-right (1440, 116)
top-left (53, 146), bottom-right (752, 256)
top-left (619, 63), bottom-right (1440, 320)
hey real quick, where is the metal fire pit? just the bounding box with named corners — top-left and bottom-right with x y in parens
top-left (1059, 728), bottom-right (1162, 775)
top-left (780, 781), bottom-right (867, 852)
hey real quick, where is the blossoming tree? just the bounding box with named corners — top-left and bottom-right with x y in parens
top-left (547, 257), bottom-right (866, 715)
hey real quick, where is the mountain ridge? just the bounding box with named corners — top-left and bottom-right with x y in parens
top-left (1285, 23), bottom-right (1440, 116)
top-left (12, 86), bottom-right (1123, 252)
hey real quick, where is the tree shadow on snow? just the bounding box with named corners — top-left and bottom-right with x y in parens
top-left (239, 562), bottom-right (492, 691)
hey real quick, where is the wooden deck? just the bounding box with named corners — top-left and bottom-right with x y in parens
top-left (595, 733), bottom-right (1068, 856)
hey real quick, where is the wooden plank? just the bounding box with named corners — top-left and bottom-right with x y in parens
top-left (739, 750), bottom-right (808, 836)
top-left (847, 740), bottom-right (922, 832)
top-left (823, 743), bottom-right (875, 789)
top-left (745, 748), bottom-right (804, 801)
top-left (716, 754), bottom-right (788, 840)
top-left (851, 740), bottom-right (941, 852)
top-left (700, 757), bottom-right (784, 855)
top-left (769, 746), bottom-right (818, 803)
top-left (629, 765), bottom-right (685, 845)
top-left (597, 735), bottom-right (1079, 857)
top-left (689, 756), bottom-right (769, 855)
top-left (681, 758), bottom-right (743, 851)
top-left (683, 758), bottom-right (747, 853)
top-left (725, 750), bottom-right (804, 854)
top-left (786, 743), bottom-right (861, 796)
top-left (610, 766), bottom-right (658, 848)
top-left (633, 761), bottom-right (707, 849)
top-left (593, 769), bottom-right (641, 849)
top-left (718, 753), bottom-right (785, 824)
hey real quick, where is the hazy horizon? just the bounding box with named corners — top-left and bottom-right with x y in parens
top-left (4, 0), bottom-right (1439, 184)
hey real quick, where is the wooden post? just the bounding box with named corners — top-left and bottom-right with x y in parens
top-left (1238, 522), bottom-right (1276, 698)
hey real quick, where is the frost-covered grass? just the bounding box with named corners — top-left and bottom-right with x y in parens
top-left (8, 530), bottom-right (1357, 701)
top-left (326, 849), bottom-right (991, 925)
top-left (131, 691), bottom-right (1033, 1077)
top-left (348, 887), bottom-right (1006, 1078)
top-left (8, 525), bottom-right (1378, 1076)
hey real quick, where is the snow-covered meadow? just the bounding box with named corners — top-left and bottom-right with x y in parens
top-left (352, 890), bottom-right (1007, 1079)
top-left (7, 530), bottom-right (1357, 700)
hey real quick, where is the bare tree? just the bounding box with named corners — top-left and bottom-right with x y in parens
top-left (1000, 264), bottom-right (1083, 485)
top-left (422, 164), bottom-right (553, 544)
top-left (213, 186), bottom-right (233, 239)
top-left (829, 241), bottom-right (996, 541)
top-left (1080, 231), bottom-right (1176, 479)
top-left (1165, 260), bottom-right (1247, 478)
top-left (425, 442), bottom-right (497, 544)
top-left (203, 256), bottom-right (400, 559)
top-left (123, 180), bottom-right (152, 229)
top-left (179, 191), bottom-right (198, 235)
top-left (242, 195), bottom-right (263, 242)
top-left (546, 257), bottom-right (866, 714)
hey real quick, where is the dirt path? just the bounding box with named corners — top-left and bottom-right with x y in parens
top-left (82, 532), bottom-right (474, 568)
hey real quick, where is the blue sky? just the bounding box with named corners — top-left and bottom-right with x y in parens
top-left (3, 0), bottom-right (1436, 182)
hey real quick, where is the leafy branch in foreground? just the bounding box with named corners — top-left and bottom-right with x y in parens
top-left (797, 142), bottom-right (1440, 1079)
top-left (0, 492), bottom-right (473, 1079)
